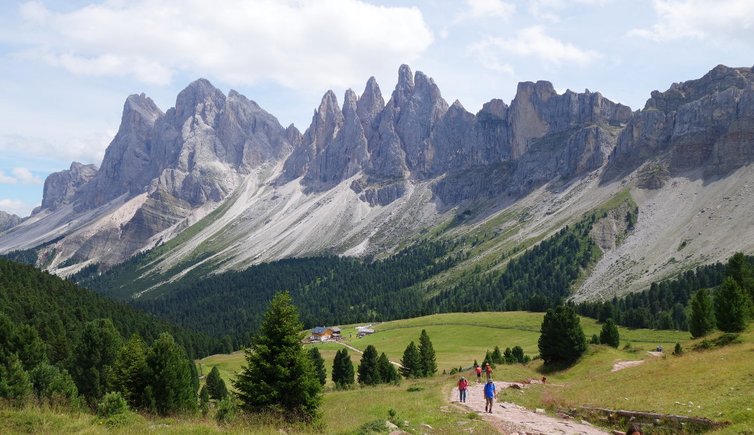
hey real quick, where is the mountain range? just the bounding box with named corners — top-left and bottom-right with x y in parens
top-left (1, 64), bottom-right (753, 301)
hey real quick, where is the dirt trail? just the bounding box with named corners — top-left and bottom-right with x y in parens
top-left (450, 381), bottom-right (609, 434)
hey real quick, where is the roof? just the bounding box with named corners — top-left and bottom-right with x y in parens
top-left (312, 326), bottom-right (327, 334)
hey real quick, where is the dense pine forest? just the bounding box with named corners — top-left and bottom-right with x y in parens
top-left (0, 258), bottom-right (220, 361)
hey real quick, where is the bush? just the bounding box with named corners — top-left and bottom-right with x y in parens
top-left (215, 396), bottom-right (237, 425)
top-left (673, 342), bottom-right (683, 355)
top-left (97, 391), bottom-right (128, 418)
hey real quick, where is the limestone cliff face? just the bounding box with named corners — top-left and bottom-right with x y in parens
top-left (24, 78), bottom-right (295, 267)
top-left (0, 211), bottom-right (21, 233)
top-left (609, 65), bottom-right (754, 179)
top-left (39, 162), bottom-right (98, 212)
top-left (6, 63), bottom-right (754, 276)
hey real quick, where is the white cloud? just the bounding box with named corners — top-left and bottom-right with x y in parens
top-left (12, 168), bottom-right (43, 185)
top-left (529, 0), bottom-right (610, 23)
top-left (0, 168), bottom-right (44, 185)
top-left (13, 0), bottom-right (434, 90)
top-left (457, 0), bottom-right (516, 21)
top-left (630, 0), bottom-right (754, 43)
top-left (0, 131), bottom-right (114, 166)
top-left (0, 198), bottom-right (33, 217)
top-left (0, 171), bottom-right (15, 184)
top-left (469, 26), bottom-right (599, 72)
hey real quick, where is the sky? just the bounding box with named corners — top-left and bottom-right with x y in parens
top-left (0, 0), bottom-right (753, 217)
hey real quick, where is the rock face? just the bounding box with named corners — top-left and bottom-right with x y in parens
top-left (3, 63), bottom-right (754, 279)
top-left (608, 65), bottom-right (754, 180)
top-left (39, 162), bottom-right (98, 212)
top-left (0, 211), bottom-right (21, 233)
top-left (10, 78), bottom-right (295, 267)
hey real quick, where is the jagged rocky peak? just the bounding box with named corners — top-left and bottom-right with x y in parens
top-left (609, 64), bottom-right (754, 180)
top-left (174, 78), bottom-right (226, 124)
top-left (40, 162), bottom-right (98, 212)
top-left (478, 98), bottom-right (508, 120)
top-left (0, 210), bottom-right (22, 232)
top-left (356, 76), bottom-right (384, 131)
top-left (645, 64), bottom-right (754, 112)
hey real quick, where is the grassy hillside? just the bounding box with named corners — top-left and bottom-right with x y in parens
top-left (2, 310), bottom-right (751, 433)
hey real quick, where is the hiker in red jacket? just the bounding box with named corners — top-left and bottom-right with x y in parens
top-left (485, 362), bottom-right (493, 381)
top-left (457, 376), bottom-right (468, 403)
top-left (475, 365), bottom-right (482, 383)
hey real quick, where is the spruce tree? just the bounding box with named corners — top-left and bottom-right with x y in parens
top-left (538, 305), bottom-right (587, 366)
top-left (599, 318), bottom-right (620, 348)
top-left (0, 353), bottom-right (32, 405)
top-left (206, 366), bottom-right (228, 400)
top-left (144, 332), bottom-right (198, 415)
top-left (726, 252), bottom-right (754, 306)
top-left (331, 349), bottom-right (354, 389)
top-left (418, 330), bottom-right (437, 377)
top-left (377, 352), bottom-right (399, 384)
top-left (70, 318), bottom-right (122, 404)
top-left (234, 292), bottom-right (322, 422)
top-left (503, 347), bottom-right (514, 364)
top-left (715, 277), bottom-right (750, 333)
top-left (29, 363), bottom-right (78, 406)
top-left (491, 346), bottom-right (503, 364)
top-left (110, 333), bottom-right (148, 408)
top-left (308, 347), bottom-right (327, 386)
top-left (689, 288), bottom-right (716, 338)
top-left (357, 345), bottom-right (381, 385)
top-left (400, 341), bottom-right (421, 378)
top-left (511, 346), bottom-right (525, 363)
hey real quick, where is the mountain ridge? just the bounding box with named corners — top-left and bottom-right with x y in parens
top-left (2, 64), bottom-right (754, 302)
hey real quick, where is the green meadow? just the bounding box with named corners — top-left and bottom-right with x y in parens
top-left (3, 311), bottom-right (752, 434)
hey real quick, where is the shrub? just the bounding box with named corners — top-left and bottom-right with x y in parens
top-left (97, 391), bottom-right (128, 418)
top-left (215, 396), bottom-right (237, 425)
top-left (673, 342), bottom-right (683, 355)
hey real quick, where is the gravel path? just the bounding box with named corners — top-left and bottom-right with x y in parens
top-left (450, 381), bottom-right (610, 434)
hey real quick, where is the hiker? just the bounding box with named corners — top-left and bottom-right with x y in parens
top-left (541, 376), bottom-right (546, 384)
top-left (483, 379), bottom-right (496, 413)
top-left (475, 364), bottom-right (482, 383)
top-left (457, 376), bottom-right (468, 403)
top-left (484, 362), bottom-right (493, 381)
top-left (625, 423), bottom-right (643, 435)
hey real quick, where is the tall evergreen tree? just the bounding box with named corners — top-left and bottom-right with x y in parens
top-left (357, 345), bottom-right (381, 385)
top-left (377, 352), bottom-right (399, 384)
top-left (538, 305), bottom-right (587, 366)
top-left (234, 292), bottom-right (322, 422)
top-left (599, 319), bottom-right (620, 348)
top-left (400, 341), bottom-right (421, 378)
top-left (331, 349), bottom-right (354, 389)
top-left (726, 252), bottom-right (754, 306)
top-left (70, 318), bottom-right (122, 404)
top-left (144, 332), bottom-right (198, 415)
top-left (308, 347), bottom-right (327, 386)
top-left (715, 277), bottom-right (750, 333)
top-left (205, 366), bottom-right (228, 400)
top-left (689, 288), bottom-right (716, 338)
top-left (418, 330), bottom-right (437, 377)
top-left (109, 333), bottom-right (148, 408)
top-left (0, 353), bottom-right (32, 405)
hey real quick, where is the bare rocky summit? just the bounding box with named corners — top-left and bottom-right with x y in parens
top-left (1, 64), bottom-right (753, 302)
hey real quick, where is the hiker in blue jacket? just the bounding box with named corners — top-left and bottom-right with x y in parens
top-left (484, 379), bottom-right (496, 413)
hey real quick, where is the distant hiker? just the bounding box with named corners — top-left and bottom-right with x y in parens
top-left (625, 423), bottom-right (643, 435)
top-left (541, 376), bottom-right (547, 384)
top-left (484, 379), bottom-right (496, 413)
top-left (475, 365), bottom-right (482, 383)
top-left (457, 376), bottom-right (468, 403)
top-left (484, 363), bottom-right (493, 381)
